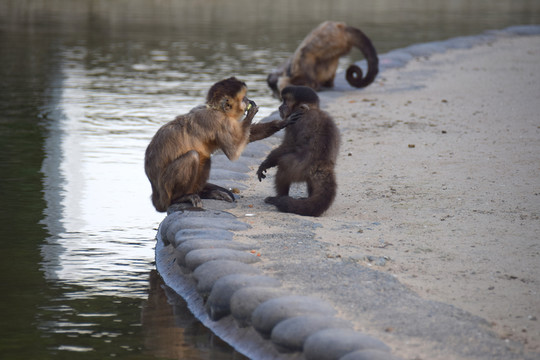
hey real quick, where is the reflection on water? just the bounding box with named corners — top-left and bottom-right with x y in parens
top-left (0, 0), bottom-right (539, 359)
top-left (143, 271), bottom-right (246, 359)
top-left (39, 47), bottom-right (166, 296)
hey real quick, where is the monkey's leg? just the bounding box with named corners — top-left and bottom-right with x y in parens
top-left (165, 150), bottom-right (203, 208)
top-left (264, 163), bottom-right (294, 206)
top-left (293, 57), bottom-right (321, 90)
top-left (319, 59), bottom-right (340, 88)
top-left (194, 157), bottom-right (235, 202)
top-left (264, 167), bottom-right (290, 208)
top-left (200, 183), bottom-right (236, 203)
top-left (321, 78), bottom-right (335, 88)
top-left (150, 183), bottom-right (164, 211)
top-left (274, 167), bottom-right (292, 196)
top-left (307, 180), bottom-right (314, 197)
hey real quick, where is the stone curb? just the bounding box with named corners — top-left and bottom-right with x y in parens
top-left (154, 133), bottom-right (403, 360)
top-left (155, 209), bottom-right (402, 360)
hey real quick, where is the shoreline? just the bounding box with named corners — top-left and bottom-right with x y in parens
top-left (156, 27), bottom-right (540, 360)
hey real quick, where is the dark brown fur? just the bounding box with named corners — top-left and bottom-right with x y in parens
top-left (267, 21), bottom-right (379, 97)
top-left (145, 77), bottom-right (291, 212)
top-left (257, 86), bottom-right (340, 217)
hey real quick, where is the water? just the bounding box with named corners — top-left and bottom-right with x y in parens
top-left (0, 0), bottom-right (538, 359)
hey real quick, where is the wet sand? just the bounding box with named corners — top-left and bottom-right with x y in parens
top-left (227, 32), bottom-right (540, 358)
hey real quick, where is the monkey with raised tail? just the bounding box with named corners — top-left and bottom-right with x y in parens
top-left (267, 21), bottom-right (379, 97)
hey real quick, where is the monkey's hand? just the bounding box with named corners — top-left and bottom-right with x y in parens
top-left (285, 104), bottom-right (309, 127)
top-left (285, 111), bottom-right (303, 127)
top-left (244, 100), bottom-right (259, 124)
top-left (256, 164), bottom-right (267, 182)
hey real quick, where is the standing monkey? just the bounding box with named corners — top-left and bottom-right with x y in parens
top-left (145, 77), bottom-right (292, 212)
top-left (267, 21), bottom-right (379, 97)
top-left (257, 86), bottom-right (340, 217)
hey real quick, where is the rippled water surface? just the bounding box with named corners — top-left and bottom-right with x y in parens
top-left (0, 0), bottom-right (539, 358)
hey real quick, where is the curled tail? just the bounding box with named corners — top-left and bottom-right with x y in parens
top-left (345, 26), bottom-right (379, 88)
top-left (265, 172), bottom-right (337, 217)
top-left (265, 194), bottom-right (332, 217)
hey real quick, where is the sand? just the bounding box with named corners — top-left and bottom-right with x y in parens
top-left (227, 33), bottom-right (540, 358)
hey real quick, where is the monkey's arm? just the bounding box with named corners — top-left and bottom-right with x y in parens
top-left (249, 120), bottom-right (287, 142)
top-left (217, 101), bottom-right (259, 161)
top-left (249, 109), bottom-right (303, 142)
top-left (256, 146), bottom-right (291, 181)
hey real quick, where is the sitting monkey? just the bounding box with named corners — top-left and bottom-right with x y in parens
top-left (257, 85), bottom-right (340, 217)
top-left (145, 77), bottom-right (292, 212)
top-left (267, 21), bottom-right (379, 97)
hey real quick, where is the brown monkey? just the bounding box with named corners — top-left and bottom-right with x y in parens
top-left (257, 85), bottom-right (340, 217)
top-left (145, 77), bottom-right (292, 212)
top-left (267, 21), bottom-right (379, 97)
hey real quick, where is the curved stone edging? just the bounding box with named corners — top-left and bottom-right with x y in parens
top-left (155, 205), bottom-right (402, 360)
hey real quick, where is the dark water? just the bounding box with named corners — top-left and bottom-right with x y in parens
top-left (0, 0), bottom-right (538, 359)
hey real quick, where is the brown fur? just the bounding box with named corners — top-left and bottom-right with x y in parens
top-left (257, 86), bottom-right (340, 217)
top-left (267, 21), bottom-right (379, 97)
top-left (145, 77), bottom-right (291, 212)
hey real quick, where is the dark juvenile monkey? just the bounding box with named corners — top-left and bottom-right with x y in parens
top-left (257, 85), bottom-right (340, 217)
top-left (145, 77), bottom-right (292, 212)
top-left (267, 21), bottom-right (379, 97)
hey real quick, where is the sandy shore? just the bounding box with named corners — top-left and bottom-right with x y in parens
top-left (226, 32), bottom-right (539, 358)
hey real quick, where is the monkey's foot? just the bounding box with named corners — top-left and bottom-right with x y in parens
top-left (200, 183), bottom-right (236, 203)
top-left (201, 188), bottom-right (236, 203)
top-left (173, 194), bottom-right (203, 208)
top-left (168, 202), bottom-right (205, 214)
top-left (264, 196), bottom-right (279, 205)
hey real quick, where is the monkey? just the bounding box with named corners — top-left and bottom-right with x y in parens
top-left (145, 77), bottom-right (293, 212)
top-left (256, 85), bottom-right (340, 217)
top-left (267, 21), bottom-right (379, 98)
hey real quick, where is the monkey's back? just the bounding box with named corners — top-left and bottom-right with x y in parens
top-left (287, 109), bottom-right (340, 174)
top-left (145, 108), bottom-right (220, 177)
top-left (292, 21), bottom-right (351, 66)
top-left (303, 110), bottom-right (339, 156)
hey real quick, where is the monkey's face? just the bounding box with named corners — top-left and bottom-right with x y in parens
top-left (267, 73), bottom-right (279, 96)
top-left (279, 86), bottom-right (319, 120)
top-left (239, 89), bottom-right (249, 112)
top-left (231, 87), bottom-right (250, 118)
top-left (278, 96), bottom-right (293, 119)
top-left (241, 96), bottom-right (250, 113)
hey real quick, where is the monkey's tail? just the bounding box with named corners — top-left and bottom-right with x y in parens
top-left (345, 26), bottom-right (379, 88)
top-left (266, 175), bottom-right (337, 217)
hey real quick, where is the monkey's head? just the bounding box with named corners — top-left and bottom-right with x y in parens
top-left (279, 85), bottom-right (320, 120)
top-left (267, 73), bottom-right (280, 98)
top-left (206, 77), bottom-right (249, 117)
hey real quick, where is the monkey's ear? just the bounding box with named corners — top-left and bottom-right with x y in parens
top-left (220, 97), bottom-right (232, 112)
top-left (299, 104), bottom-right (310, 111)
